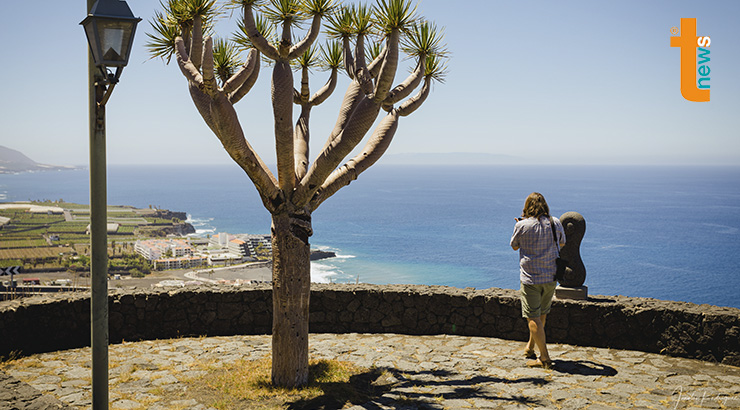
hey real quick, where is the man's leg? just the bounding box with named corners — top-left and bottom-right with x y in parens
top-left (527, 314), bottom-right (550, 364)
top-left (525, 314), bottom-right (547, 354)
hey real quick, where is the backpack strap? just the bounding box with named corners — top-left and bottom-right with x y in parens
top-left (549, 217), bottom-right (560, 256)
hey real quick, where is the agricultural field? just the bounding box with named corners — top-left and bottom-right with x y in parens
top-left (0, 200), bottom-right (194, 273)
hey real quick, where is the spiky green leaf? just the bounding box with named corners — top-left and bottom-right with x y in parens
top-left (146, 10), bottom-right (181, 62)
top-left (365, 40), bottom-right (383, 62)
top-left (424, 52), bottom-right (448, 83)
top-left (372, 0), bottom-right (417, 35)
top-left (262, 0), bottom-right (307, 26)
top-left (351, 3), bottom-right (374, 36)
top-left (213, 38), bottom-right (243, 85)
top-left (320, 40), bottom-right (343, 70)
top-left (300, 0), bottom-right (336, 16)
top-left (292, 45), bottom-right (321, 70)
top-left (401, 20), bottom-right (446, 58)
top-left (325, 5), bottom-right (354, 39)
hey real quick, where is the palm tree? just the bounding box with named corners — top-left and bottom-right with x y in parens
top-left (147, 0), bottom-right (447, 387)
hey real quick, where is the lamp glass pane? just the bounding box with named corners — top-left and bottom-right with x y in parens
top-left (102, 27), bottom-right (124, 61)
top-left (97, 20), bottom-right (135, 64)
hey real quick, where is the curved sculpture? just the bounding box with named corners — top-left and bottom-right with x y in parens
top-left (558, 211), bottom-right (586, 287)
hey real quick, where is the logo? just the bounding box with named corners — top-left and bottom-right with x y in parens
top-left (670, 18), bottom-right (711, 102)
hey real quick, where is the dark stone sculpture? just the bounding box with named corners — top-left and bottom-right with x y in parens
top-left (558, 211), bottom-right (587, 288)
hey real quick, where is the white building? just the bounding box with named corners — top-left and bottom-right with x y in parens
top-left (135, 239), bottom-right (194, 261)
top-left (154, 255), bottom-right (207, 270)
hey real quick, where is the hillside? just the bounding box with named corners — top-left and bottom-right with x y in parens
top-left (0, 145), bottom-right (77, 173)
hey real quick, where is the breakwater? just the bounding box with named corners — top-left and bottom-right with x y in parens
top-left (1, 284), bottom-right (738, 366)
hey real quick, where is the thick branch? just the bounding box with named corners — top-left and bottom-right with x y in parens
top-left (188, 84), bottom-right (218, 133)
top-left (293, 88), bottom-right (302, 104)
top-left (310, 110), bottom-right (400, 210)
top-left (243, 4), bottom-right (280, 60)
top-left (295, 96), bottom-right (381, 206)
top-left (308, 69), bottom-right (337, 106)
top-left (319, 80), bottom-right (362, 155)
top-left (353, 34), bottom-right (374, 95)
top-left (342, 36), bottom-right (355, 79)
top-left (201, 36), bottom-right (217, 96)
top-left (300, 67), bottom-right (310, 101)
top-left (289, 14), bottom-right (322, 59)
top-left (273, 60), bottom-right (296, 193)
top-left (279, 21), bottom-right (292, 57)
top-left (397, 77), bottom-right (431, 117)
top-left (294, 105), bottom-right (311, 181)
top-left (372, 30), bottom-right (400, 103)
top-left (354, 34), bottom-right (368, 74)
top-left (317, 44), bottom-right (380, 158)
top-left (382, 56), bottom-right (425, 110)
top-left (190, 15), bottom-right (204, 70)
top-left (175, 37), bottom-right (203, 85)
top-left (367, 46), bottom-right (387, 77)
top-left (209, 93), bottom-right (282, 212)
top-left (224, 48), bottom-right (259, 95)
top-left (229, 52), bottom-right (261, 104)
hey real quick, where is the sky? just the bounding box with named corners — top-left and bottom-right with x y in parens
top-left (1, 0), bottom-right (739, 167)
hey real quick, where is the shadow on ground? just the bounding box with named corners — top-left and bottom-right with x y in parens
top-left (551, 360), bottom-right (618, 376)
top-left (286, 367), bottom-right (551, 409)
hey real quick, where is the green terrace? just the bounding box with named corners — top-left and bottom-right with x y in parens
top-left (0, 201), bottom-right (191, 273)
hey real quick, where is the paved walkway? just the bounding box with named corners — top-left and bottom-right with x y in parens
top-left (2, 334), bottom-right (740, 409)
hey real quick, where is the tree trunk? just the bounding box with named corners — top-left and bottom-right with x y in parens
top-left (270, 210), bottom-right (312, 387)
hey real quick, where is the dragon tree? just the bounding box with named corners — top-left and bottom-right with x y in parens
top-left (147, 0), bottom-right (447, 387)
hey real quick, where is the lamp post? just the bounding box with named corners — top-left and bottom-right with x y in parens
top-left (81, 1), bottom-right (140, 408)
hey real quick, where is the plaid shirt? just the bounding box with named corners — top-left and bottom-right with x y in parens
top-left (510, 216), bottom-right (566, 285)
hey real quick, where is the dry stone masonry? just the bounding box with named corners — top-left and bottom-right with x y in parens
top-left (1, 284), bottom-right (738, 367)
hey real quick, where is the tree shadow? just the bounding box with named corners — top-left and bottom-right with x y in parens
top-left (286, 367), bottom-right (551, 409)
top-left (551, 360), bottom-right (618, 376)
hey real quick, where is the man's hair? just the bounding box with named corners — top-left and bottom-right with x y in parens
top-left (522, 192), bottom-right (550, 219)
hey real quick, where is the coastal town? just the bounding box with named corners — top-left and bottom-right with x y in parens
top-left (0, 201), bottom-right (333, 294)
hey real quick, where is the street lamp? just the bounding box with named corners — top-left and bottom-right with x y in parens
top-left (81, 1), bottom-right (140, 409)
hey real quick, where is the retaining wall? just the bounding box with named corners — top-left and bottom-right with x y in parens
top-left (1, 284), bottom-right (738, 366)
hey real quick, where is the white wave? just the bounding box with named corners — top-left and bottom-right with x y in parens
top-left (312, 244), bottom-right (355, 260)
top-left (196, 228), bottom-right (216, 234)
top-left (333, 254), bottom-right (356, 259)
top-left (187, 214), bottom-right (215, 225)
top-left (311, 261), bottom-right (343, 283)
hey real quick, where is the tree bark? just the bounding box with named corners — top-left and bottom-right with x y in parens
top-left (270, 210), bottom-right (312, 387)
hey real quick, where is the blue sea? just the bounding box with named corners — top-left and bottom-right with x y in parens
top-left (2, 164), bottom-right (739, 309)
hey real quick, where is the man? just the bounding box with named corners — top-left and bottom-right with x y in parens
top-left (510, 192), bottom-right (565, 368)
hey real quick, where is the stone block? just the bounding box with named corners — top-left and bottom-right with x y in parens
top-left (555, 285), bottom-right (588, 300)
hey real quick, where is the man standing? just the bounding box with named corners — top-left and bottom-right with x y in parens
top-left (510, 192), bottom-right (565, 368)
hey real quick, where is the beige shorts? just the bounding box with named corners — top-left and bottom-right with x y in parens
top-left (520, 282), bottom-right (557, 318)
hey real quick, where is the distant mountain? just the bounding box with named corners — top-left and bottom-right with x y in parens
top-left (382, 152), bottom-right (522, 165)
top-left (0, 146), bottom-right (77, 174)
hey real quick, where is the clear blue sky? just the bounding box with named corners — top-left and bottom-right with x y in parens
top-left (1, 0), bottom-right (738, 166)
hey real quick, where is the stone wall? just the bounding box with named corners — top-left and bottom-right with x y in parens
top-left (1, 284), bottom-right (738, 366)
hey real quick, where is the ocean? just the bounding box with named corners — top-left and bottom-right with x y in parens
top-left (2, 164), bottom-right (739, 309)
